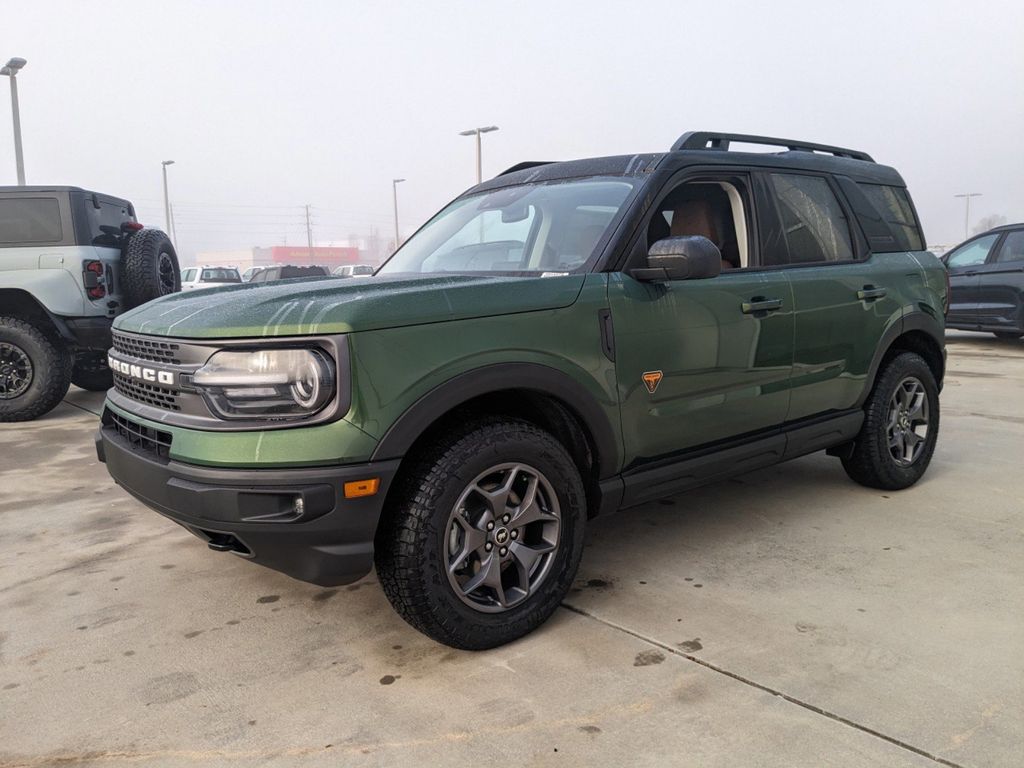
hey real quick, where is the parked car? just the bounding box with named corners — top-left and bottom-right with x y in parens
top-left (97, 131), bottom-right (947, 649)
top-left (241, 266), bottom-right (264, 283)
top-left (180, 266), bottom-right (241, 291)
top-left (249, 264), bottom-right (329, 282)
top-left (333, 264), bottom-right (375, 278)
top-left (0, 186), bottom-right (179, 421)
top-left (943, 224), bottom-right (1024, 339)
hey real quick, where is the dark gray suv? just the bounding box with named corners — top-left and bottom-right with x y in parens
top-left (944, 224), bottom-right (1024, 339)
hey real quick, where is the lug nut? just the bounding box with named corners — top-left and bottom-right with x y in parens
top-left (511, 529), bottom-right (519, 539)
top-left (502, 514), bottom-right (511, 524)
top-left (499, 547), bottom-right (508, 556)
top-left (485, 542), bottom-right (493, 551)
top-left (486, 521), bottom-right (495, 531)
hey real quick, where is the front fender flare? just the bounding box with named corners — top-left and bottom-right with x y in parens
top-left (369, 362), bottom-right (620, 479)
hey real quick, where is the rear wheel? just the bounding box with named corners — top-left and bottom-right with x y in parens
top-left (842, 351), bottom-right (939, 490)
top-left (72, 351), bottom-right (113, 391)
top-left (0, 317), bottom-right (72, 422)
top-left (993, 331), bottom-right (1023, 340)
top-left (375, 418), bottom-right (586, 649)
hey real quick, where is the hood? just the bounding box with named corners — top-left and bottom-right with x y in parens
top-left (113, 273), bottom-right (587, 338)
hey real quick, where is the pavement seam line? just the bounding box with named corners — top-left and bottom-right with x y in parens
top-left (560, 602), bottom-right (968, 768)
top-left (60, 398), bottom-right (103, 417)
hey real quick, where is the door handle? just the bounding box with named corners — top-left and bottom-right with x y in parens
top-left (963, 271), bottom-right (978, 276)
top-left (857, 286), bottom-right (888, 301)
top-left (741, 297), bottom-right (783, 314)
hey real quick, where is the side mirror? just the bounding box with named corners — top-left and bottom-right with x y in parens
top-left (632, 236), bottom-right (722, 282)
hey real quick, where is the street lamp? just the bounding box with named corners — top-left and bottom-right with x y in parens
top-left (458, 125), bottom-right (499, 184)
top-left (954, 193), bottom-right (982, 240)
top-left (1, 57), bottom-right (28, 185)
top-left (161, 160), bottom-right (175, 238)
top-left (392, 178), bottom-right (405, 251)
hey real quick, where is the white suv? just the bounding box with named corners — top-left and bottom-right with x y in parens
top-left (180, 265), bottom-right (241, 291)
top-left (0, 186), bottom-right (180, 421)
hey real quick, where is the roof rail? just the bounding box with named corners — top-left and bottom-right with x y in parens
top-left (498, 161), bottom-right (555, 176)
top-left (671, 131), bottom-right (874, 162)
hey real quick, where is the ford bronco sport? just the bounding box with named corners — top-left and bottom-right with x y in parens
top-left (96, 132), bottom-right (946, 649)
top-left (0, 186), bottom-right (180, 421)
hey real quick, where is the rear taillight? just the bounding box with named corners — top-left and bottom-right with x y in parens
top-left (84, 260), bottom-right (106, 299)
top-left (121, 221), bottom-right (144, 232)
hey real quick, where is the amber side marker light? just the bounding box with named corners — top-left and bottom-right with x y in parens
top-left (344, 478), bottom-right (380, 498)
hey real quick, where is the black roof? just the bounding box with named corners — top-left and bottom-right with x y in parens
top-left (470, 131), bottom-right (904, 196)
top-left (0, 186), bottom-right (132, 207)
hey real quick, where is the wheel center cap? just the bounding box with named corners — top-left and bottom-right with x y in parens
top-left (494, 527), bottom-right (510, 545)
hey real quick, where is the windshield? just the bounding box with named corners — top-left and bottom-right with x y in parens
top-left (201, 268), bottom-right (241, 282)
top-left (379, 177), bottom-right (637, 275)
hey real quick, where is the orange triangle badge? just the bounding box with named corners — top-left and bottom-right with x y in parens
top-left (642, 370), bottom-right (663, 394)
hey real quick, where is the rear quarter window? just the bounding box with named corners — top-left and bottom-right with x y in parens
top-left (0, 198), bottom-right (63, 244)
top-left (857, 184), bottom-right (923, 251)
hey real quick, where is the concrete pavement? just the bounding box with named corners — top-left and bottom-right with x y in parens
top-left (0, 331), bottom-right (1021, 767)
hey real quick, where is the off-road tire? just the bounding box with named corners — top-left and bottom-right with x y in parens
top-left (842, 351), bottom-right (939, 490)
top-left (122, 229), bottom-right (180, 308)
top-left (375, 418), bottom-right (586, 649)
top-left (993, 331), bottom-right (1023, 340)
top-left (72, 351), bottom-right (113, 391)
top-left (0, 316), bottom-right (72, 422)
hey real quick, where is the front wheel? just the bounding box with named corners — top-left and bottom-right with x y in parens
top-left (375, 419), bottom-right (586, 649)
top-left (842, 352), bottom-right (939, 490)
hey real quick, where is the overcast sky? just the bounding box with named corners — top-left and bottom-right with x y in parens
top-left (3, 0), bottom-right (1022, 259)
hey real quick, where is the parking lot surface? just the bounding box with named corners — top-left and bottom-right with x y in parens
top-left (1, 332), bottom-right (1021, 768)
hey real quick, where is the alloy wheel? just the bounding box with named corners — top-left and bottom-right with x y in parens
top-left (444, 463), bottom-right (561, 613)
top-left (886, 376), bottom-right (930, 466)
top-left (0, 342), bottom-right (33, 399)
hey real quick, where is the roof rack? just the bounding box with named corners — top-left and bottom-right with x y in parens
top-left (498, 161), bottom-right (555, 176)
top-left (671, 131), bottom-right (874, 162)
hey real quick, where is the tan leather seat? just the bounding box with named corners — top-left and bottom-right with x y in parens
top-left (670, 199), bottom-right (734, 270)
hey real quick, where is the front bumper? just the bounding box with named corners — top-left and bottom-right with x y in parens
top-left (96, 418), bottom-right (400, 586)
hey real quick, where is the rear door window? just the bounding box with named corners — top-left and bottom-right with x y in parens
top-left (994, 231), bottom-right (1024, 264)
top-left (857, 184), bottom-right (923, 251)
top-left (83, 200), bottom-right (134, 247)
top-left (0, 198), bottom-right (63, 244)
top-left (768, 174), bottom-right (854, 264)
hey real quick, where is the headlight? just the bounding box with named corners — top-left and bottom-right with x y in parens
top-left (193, 348), bottom-right (335, 420)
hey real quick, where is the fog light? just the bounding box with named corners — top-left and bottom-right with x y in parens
top-left (344, 478), bottom-right (380, 498)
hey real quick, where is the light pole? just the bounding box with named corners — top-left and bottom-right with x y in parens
top-left (392, 178), bottom-right (405, 250)
top-left (161, 160), bottom-right (175, 237)
top-left (1, 57), bottom-right (28, 185)
top-left (954, 193), bottom-right (982, 240)
top-left (458, 125), bottom-right (499, 184)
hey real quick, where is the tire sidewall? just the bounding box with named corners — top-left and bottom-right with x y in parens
top-left (864, 353), bottom-right (940, 487)
top-left (0, 319), bottom-right (71, 422)
top-left (411, 425), bottom-right (585, 645)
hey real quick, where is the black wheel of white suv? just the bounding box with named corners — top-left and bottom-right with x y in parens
top-left (72, 351), bottom-right (113, 392)
top-left (842, 351), bottom-right (939, 490)
top-left (0, 316), bottom-right (72, 422)
top-left (375, 418), bottom-right (586, 649)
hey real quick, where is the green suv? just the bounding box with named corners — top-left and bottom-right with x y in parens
top-left (97, 132), bottom-right (946, 649)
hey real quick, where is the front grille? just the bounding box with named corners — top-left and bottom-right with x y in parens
top-left (112, 372), bottom-right (181, 411)
top-left (106, 410), bottom-right (172, 462)
top-left (111, 332), bottom-right (181, 365)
